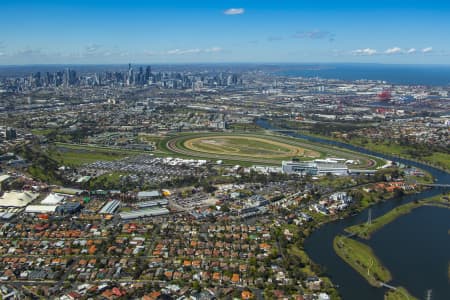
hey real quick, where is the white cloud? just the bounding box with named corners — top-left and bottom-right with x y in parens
top-left (224, 8), bottom-right (245, 15)
top-left (16, 48), bottom-right (43, 56)
top-left (79, 45), bottom-right (130, 58)
top-left (351, 47), bottom-right (427, 56)
top-left (165, 47), bottom-right (223, 55)
top-left (167, 48), bottom-right (201, 55)
top-left (0, 52), bottom-right (4, 57)
top-left (385, 47), bottom-right (403, 55)
top-left (166, 49), bottom-right (180, 55)
top-left (204, 47), bottom-right (222, 53)
top-left (352, 48), bottom-right (377, 56)
top-left (85, 43), bottom-right (102, 54)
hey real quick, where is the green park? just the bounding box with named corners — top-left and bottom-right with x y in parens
top-left (333, 235), bottom-right (392, 287)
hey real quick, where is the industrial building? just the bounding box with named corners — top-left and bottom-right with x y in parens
top-left (137, 190), bottom-right (161, 200)
top-left (25, 205), bottom-right (58, 214)
top-left (136, 199), bottom-right (168, 209)
top-left (0, 208), bottom-right (21, 220)
top-left (55, 202), bottom-right (82, 215)
top-left (99, 200), bottom-right (121, 214)
top-left (119, 207), bottom-right (170, 220)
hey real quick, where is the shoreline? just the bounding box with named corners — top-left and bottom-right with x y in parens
top-left (345, 194), bottom-right (450, 239)
top-left (333, 235), bottom-right (391, 287)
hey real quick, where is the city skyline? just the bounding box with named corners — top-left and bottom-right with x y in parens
top-left (1, 0), bottom-right (450, 65)
top-left (0, 3), bottom-right (449, 298)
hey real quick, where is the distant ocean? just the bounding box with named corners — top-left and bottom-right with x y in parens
top-left (276, 64), bottom-right (450, 86)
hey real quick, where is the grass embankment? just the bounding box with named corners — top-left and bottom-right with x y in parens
top-left (345, 194), bottom-right (450, 239)
top-left (48, 143), bottom-right (145, 166)
top-left (31, 129), bottom-right (57, 136)
top-left (384, 287), bottom-right (418, 300)
top-left (138, 133), bottom-right (165, 144)
top-left (287, 245), bottom-right (316, 277)
top-left (333, 235), bottom-right (391, 286)
top-left (88, 172), bottom-right (127, 190)
top-left (347, 138), bottom-right (450, 171)
top-left (15, 144), bottom-right (64, 184)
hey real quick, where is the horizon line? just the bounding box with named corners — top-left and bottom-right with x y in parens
top-left (1, 61), bottom-right (450, 67)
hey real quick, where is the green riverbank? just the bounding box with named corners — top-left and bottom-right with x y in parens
top-left (345, 194), bottom-right (450, 239)
top-left (384, 287), bottom-right (418, 300)
top-left (333, 235), bottom-right (392, 287)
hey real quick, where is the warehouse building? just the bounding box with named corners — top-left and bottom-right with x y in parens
top-left (99, 200), bottom-right (121, 214)
top-left (136, 199), bottom-right (168, 209)
top-left (56, 202), bottom-right (82, 215)
top-left (119, 207), bottom-right (169, 220)
top-left (137, 190), bottom-right (161, 201)
top-left (25, 205), bottom-right (58, 214)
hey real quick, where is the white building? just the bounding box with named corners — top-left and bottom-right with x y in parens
top-left (137, 190), bottom-right (161, 200)
top-left (25, 205), bottom-right (57, 214)
top-left (0, 191), bottom-right (39, 208)
top-left (41, 193), bottom-right (65, 205)
top-left (282, 160), bottom-right (348, 176)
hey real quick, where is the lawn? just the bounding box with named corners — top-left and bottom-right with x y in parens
top-left (48, 143), bottom-right (142, 166)
top-left (31, 128), bottom-right (57, 136)
top-left (138, 133), bottom-right (165, 144)
top-left (352, 138), bottom-right (450, 171)
top-left (333, 235), bottom-right (392, 286)
top-left (89, 172), bottom-right (127, 190)
top-left (185, 135), bottom-right (320, 158)
top-left (385, 287), bottom-right (418, 300)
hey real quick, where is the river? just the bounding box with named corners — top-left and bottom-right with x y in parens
top-left (256, 119), bottom-right (450, 300)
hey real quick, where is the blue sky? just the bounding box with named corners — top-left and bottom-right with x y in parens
top-left (1, 0), bottom-right (449, 64)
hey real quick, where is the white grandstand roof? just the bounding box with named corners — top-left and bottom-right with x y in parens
top-left (0, 191), bottom-right (39, 208)
top-left (41, 193), bottom-right (64, 205)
